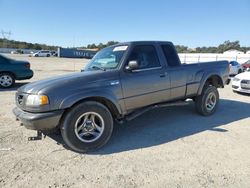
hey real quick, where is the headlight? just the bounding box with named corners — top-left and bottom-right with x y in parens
top-left (26, 94), bottom-right (49, 106)
top-left (233, 77), bottom-right (240, 82)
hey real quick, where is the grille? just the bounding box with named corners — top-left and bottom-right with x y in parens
top-left (240, 80), bottom-right (250, 90)
top-left (241, 80), bottom-right (250, 84)
top-left (15, 92), bottom-right (28, 109)
top-left (17, 95), bottom-right (24, 105)
top-left (241, 85), bottom-right (250, 90)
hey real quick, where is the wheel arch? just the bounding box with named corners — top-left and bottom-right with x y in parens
top-left (0, 71), bottom-right (16, 79)
top-left (198, 73), bottom-right (224, 95)
top-left (59, 93), bottom-right (123, 120)
top-left (73, 97), bottom-right (121, 118)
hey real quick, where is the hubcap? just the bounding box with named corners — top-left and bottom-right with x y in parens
top-left (0, 75), bottom-right (13, 87)
top-left (74, 112), bottom-right (104, 143)
top-left (205, 92), bottom-right (217, 111)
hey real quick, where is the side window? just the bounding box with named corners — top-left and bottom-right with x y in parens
top-left (128, 45), bottom-right (161, 69)
top-left (231, 61), bottom-right (237, 66)
top-left (161, 44), bottom-right (180, 67)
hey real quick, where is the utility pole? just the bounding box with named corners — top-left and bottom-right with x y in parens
top-left (1, 30), bottom-right (12, 48)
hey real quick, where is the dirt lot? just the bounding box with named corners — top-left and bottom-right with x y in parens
top-left (0, 54), bottom-right (250, 188)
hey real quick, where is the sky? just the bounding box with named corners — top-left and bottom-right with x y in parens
top-left (0, 0), bottom-right (250, 48)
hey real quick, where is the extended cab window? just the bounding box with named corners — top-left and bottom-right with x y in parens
top-left (161, 44), bottom-right (180, 67)
top-left (128, 45), bottom-right (161, 69)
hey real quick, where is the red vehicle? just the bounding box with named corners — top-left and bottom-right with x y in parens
top-left (242, 60), bottom-right (250, 71)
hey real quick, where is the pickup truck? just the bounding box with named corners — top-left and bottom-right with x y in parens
top-left (0, 54), bottom-right (33, 88)
top-left (13, 41), bottom-right (229, 153)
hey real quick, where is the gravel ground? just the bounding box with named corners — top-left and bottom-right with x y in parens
top-left (0, 54), bottom-right (250, 188)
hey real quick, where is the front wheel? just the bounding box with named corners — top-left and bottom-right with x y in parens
top-left (195, 85), bottom-right (219, 116)
top-left (61, 101), bottom-right (113, 153)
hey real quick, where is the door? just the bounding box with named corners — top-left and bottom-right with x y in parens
top-left (120, 45), bottom-right (171, 111)
top-left (161, 44), bottom-right (187, 100)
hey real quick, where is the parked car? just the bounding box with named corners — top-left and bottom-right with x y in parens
top-left (232, 70), bottom-right (250, 94)
top-left (241, 60), bottom-right (250, 71)
top-left (0, 54), bottom-right (33, 88)
top-left (11, 50), bottom-right (23, 54)
top-left (32, 50), bottom-right (52, 57)
top-left (13, 41), bottom-right (229, 153)
top-left (50, 51), bottom-right (58, 57)
top-left (229, 61), bottom-right (243, 75)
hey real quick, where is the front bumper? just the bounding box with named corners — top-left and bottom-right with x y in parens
top-left (13, 107), bottom-right (64, 130)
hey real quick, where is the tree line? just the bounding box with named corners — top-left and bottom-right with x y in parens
top-left (86, 40), bottom-right (250, 53)
top-left (0, 38), bottom-right (59, 50)
top-left (1, 38), bottom-right (249, 53)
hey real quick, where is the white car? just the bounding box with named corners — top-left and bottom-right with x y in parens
top-left (232, 71), bottom-right (250, 94)
top-left (32, 50), bottom-right (52, 57)
top-left (229, 61), bottom-right (243, 75)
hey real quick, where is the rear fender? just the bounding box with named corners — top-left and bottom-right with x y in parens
top-left (197, 72), bottom-right (223, 95)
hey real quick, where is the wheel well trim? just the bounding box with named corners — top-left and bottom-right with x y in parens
top-left (0, 71), bottom-right (16, 79)
top-left (59, 92), bottom-right (123, 117)
top-left (198, 73), bottom-right (224, 95)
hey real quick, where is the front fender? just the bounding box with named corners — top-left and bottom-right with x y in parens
top-left (59, 90), bottom-right (123, 114)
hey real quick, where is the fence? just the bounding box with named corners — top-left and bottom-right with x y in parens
top-left (178, 53), bottom-right (250, 64)
top-left (0, 48), bottom-right (39, 54)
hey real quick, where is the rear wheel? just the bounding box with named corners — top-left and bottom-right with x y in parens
top-left (0, 73), bottom-right (15, 88)
top-left (195, 85), bottom-right (219, 116)
top-left (61, 101), bottom-right (113, 153)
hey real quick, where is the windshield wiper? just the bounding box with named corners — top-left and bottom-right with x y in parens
top-left (91, 65), bottom-right (106, 71)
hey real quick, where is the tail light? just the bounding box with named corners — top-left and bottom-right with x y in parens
top-left (25, 63), bottom-right (30, 69)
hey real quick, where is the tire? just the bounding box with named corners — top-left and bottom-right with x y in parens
top-left (238, 69), bottom-right (242, 74)
top-left (47, 54), bottom-right (50, 57)
top-left (195, 85), bottom-right (219, 116)
top-left (0, 73), bottom-right (15, 88)
top-left (61, 101), bottom-right (113, 153)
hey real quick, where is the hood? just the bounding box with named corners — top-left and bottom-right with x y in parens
top-left (18, 70), bottom-right (118, 94)
top-left (235, 71), bottom-right (250, 80)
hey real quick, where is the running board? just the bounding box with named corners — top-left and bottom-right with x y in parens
top-left (125, 101), bottom-right (190, 121)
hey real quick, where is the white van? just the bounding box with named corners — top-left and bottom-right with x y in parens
top-left (33, 50), bottom-right (52, 57)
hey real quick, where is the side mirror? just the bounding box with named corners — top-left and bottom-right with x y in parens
top-left (125, 60), bottom-right (139, 71)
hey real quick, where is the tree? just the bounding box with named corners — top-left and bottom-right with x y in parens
top-left (217, 40), bottom-right (241, 53)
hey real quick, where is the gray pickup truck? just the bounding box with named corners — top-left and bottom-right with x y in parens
top-left (13, 41), bottom-right (229, 152)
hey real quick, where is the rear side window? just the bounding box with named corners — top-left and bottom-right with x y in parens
top-left (161, 45), bottom-right (180, 67)
top-left (128, 45), bottom-right (161, 69)
top-left (230, 61), bottom-right (238, 66)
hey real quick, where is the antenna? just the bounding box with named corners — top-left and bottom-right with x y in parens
top-left (1, 30), bottom-right (11, 39)
top-left (1, 30), bottom-right (12, 48)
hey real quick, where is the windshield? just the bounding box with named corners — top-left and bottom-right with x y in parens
top-left (245, 60), bottom-right (250, 64)
top-left (85, 45), bottom-right (128, 71)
